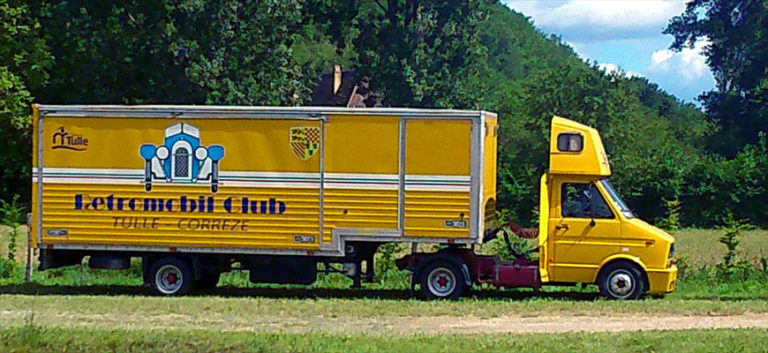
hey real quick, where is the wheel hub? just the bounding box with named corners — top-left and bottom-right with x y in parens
top-left (609, 271), bottom-right (633, 296)
top-left (156, 264), bottom-right (184, 294)
top-left (427, 267), bottom-right (456, 297)
top-left (166, 273), bottom-right (178, 285)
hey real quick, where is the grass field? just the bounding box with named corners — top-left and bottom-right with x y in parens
top-left (2, 227), bottom-right (767, 298)
top-left (671, 228), bottom-right (768, 268)
top-left (0, 228), bottom-right (767, 351)
top-left (1, 326), bottom-right (767, 353)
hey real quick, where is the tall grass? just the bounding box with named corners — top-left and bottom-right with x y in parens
top-left (1, 227), bottom-right (766, 298)
top-left (1, 326), bottom-right (767, 353)
top-left (0, 195), bottom-right (25, 278)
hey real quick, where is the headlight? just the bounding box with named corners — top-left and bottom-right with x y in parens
top-left (139, 145), bottom-right (156, 160)
top-left (195, 147), bottom-right (208, 160)
top-left (156, 146), bottom-right (169, 159)
top-left (208, 145), bottom-right (224, 161)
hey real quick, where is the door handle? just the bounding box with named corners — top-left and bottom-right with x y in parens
top-left (555, 223), bottom-right (569, 230)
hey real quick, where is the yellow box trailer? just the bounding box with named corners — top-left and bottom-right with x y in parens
top-left (31, 105), bottom-right (676, 299)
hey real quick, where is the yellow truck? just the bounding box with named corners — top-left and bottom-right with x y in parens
top-left (31, 104), bottom-right (677, 299)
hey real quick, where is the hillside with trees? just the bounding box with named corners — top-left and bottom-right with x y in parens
top-left (1, 0), bottom-right (766, 227)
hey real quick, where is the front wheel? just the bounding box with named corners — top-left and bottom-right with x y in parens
top-left (597, 262), bottom-right (645, 300)
top-left (419, 260), bottom-right (465, 300)
top-left (149, 257), bottom-right (193, 296)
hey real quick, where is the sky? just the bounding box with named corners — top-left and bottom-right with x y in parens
top-left (502, 0), bottom-right (716, 104)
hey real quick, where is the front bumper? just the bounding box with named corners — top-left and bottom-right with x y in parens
top-left (646, 265), bottom-right (678, 294)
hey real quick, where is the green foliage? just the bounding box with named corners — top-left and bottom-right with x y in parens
top-left (659, 0), bottom-right (768, 223)
top-left (0, 194), bottom-right (24, 278)
top-left (291, 23), bottom-right (357, 81)
top-left (665, 0), bottom-right (768, 156)
top-left (352, 0), bottom-right (493, 108)
top-left (658, 198), bottom-right (682, 230)
top-left (713, 215), bottom-right (759, 281)
top-left (719, 216), bottom-right (746, 268)
top-left (167, 0), bottom-right (310, 105)
top-left (468, 4), bottom-right (725, 226)
top-left (31, 0), bottom-right (311, 106)
top-left (487, 209), bottom-right (536, 260)
top-left (680, 133), bottom-right (768, 226)
top-left (3, 326), bottom-right (768, 353)
top-left (0, 257), bottom-right (15, 278)
top-left (0, 194), bottom-right (23, 261)
top-left (0, 0), bottom-right (764, 229)
top-left (673, 254), bottom-right (690, 280)
top-left (0, 0), bottom-right (51, 204)
top-left (374, 242), bottom-right (409, 286)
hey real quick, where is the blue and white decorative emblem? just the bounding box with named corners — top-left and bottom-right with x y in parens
top-left (139, 123), bottom-right (224, 193)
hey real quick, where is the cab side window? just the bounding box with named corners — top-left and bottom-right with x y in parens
top-left (561, 183), bottom-right (614, 219)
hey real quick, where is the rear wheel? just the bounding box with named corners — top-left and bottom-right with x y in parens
top-left (419, 260), bottom-right (465, 300)
top-left (598, 262), bottom-right (645, 300)
top-left (149, 257), bottom-right (193, 296)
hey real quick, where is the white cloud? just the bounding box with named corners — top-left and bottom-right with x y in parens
top-left (504, 0), bottom-right (686, 41)
top-left (501, 0), bottom-right (716, 102)
top-left (598, 63), bottom-right (643, 78)
top-left (648, 40), bottom-right (711, 82)
top-left (651, 50), bottom-right (674, 64)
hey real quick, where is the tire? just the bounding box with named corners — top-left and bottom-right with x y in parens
top-left (597, 262), bottom-right (645, 300)
top-left (419, 260), bottom-right (466, 300)
top-left (149, 257), bottom-right (193, 296)
top-left (195, 271), bottom-right (220, 291)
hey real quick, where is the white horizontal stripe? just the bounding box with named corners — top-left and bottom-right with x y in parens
top-left (217, 180), bottom-right (320, 188)
top-left (405, 174), bottom-right (470, 182)
top-left (405, 184), bottom-right (470, 192)
top-left (36, 168), bottom-right (467, 181)
top-left (35, 177), bottom-right (463, 191)
top-left (221, 171), bottom-right (319, 179)
top-left (35, 167), bottom-right (470, 191)
top-left (36, 167), bottom-right (142, 176)
top-left (325, 173), bottom-right (398, 181)
top-left (323, 182), bottom-right (399, 190)
top-left (35, 177), bottom-right (141, 185)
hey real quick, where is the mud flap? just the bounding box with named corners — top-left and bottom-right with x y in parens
top-left (461, 264), bottom-right (471, 287)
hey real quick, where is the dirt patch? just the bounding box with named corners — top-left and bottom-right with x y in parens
top-left (413, 313), bottom-right (768, 334)
top-left (2, 308), bottom-right (767, 334)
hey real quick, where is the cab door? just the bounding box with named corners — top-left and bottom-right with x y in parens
top-left (548, 178), bottom-right (621, 283)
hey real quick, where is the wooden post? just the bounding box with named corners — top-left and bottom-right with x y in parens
top-left (25, 216), bottom-right (33, 282)
top-left (25, 238), bottom-right (32, 282)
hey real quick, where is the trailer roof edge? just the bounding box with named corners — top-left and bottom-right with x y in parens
top-left (35, 104), bottom-right (498, 120)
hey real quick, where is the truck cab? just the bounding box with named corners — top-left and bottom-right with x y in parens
top-left (539, 117), bottom-right (677, 298)
top-left (398, 116), bottom-right (677, 300)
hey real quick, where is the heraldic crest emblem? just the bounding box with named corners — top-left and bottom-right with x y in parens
top-left (289, 127), bottom-right (320, 161)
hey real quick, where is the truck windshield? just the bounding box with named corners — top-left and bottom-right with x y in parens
top-left (599, 179), bottom-right (634, 219)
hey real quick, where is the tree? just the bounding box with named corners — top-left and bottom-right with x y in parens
top-left (0, 0), bottom-right (51, 126)
top-left (665, 0), bottom-right (768, 156)
top-left (165, 0), bottom-right (310, 105)
top-left (31, 0), bottom-right (311, 105)
top-left (354, 0), bottom-right (493, 108)
top-left (0, 0), bottom-right (52, 201)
